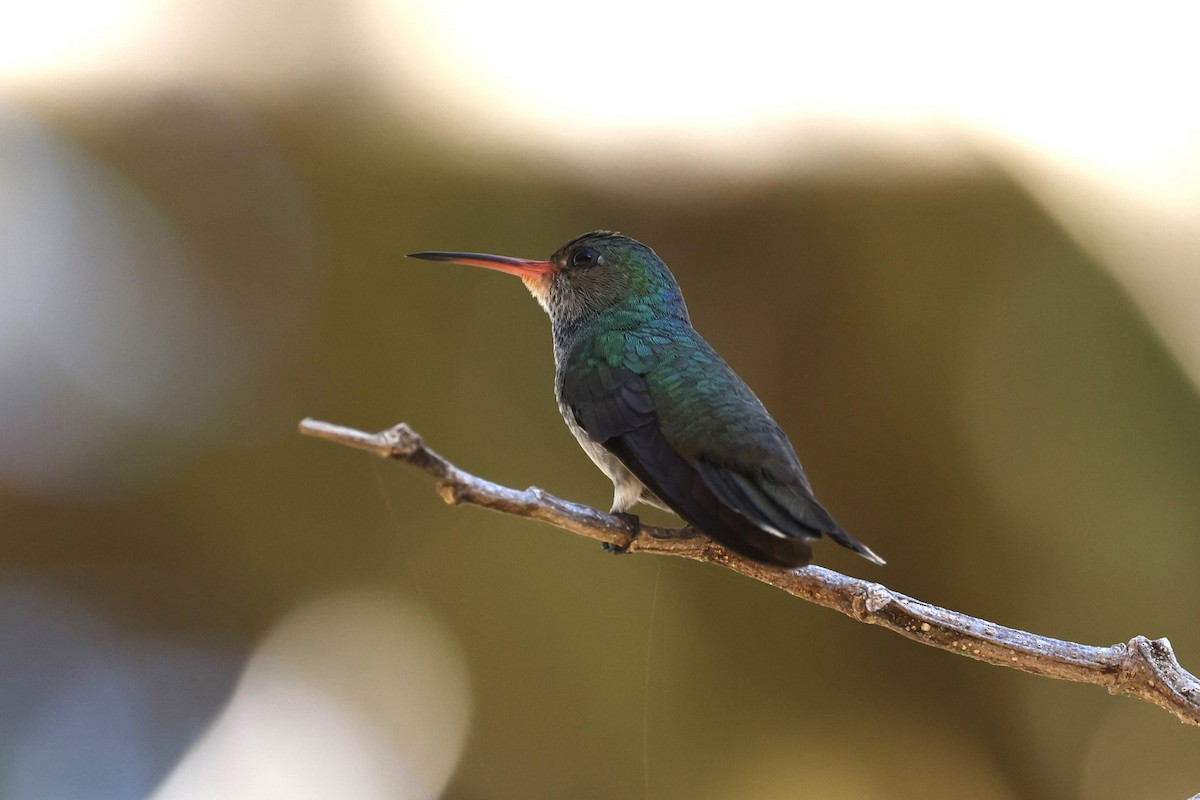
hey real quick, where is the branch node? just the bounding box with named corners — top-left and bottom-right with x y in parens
top-left (435, 480), bottom-right (460, 505)
top-left (863, 583), bottom-right (893, 613)
top-left (851, 582), bottom-right (893, 619)
top-left (383, 423), bottom-right (422, 457)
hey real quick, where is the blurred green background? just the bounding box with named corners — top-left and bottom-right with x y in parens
top-left (2, 2), bottom-right (1198, 798)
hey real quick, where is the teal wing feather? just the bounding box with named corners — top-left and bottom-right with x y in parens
top-left (644, 324), bottom-right (884, 565)
top-left (562, 323), bottom-right (882, 567)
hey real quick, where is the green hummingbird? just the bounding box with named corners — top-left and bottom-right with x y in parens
top-left (409, 232), bottom-right (883, 569)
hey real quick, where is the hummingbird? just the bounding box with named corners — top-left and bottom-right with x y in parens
top-left (409, 232), bottom-right (883, 569)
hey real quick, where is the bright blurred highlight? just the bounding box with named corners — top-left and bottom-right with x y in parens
top-left (0, 0), bottom-right (165, 78)
top-left (363, 0), bottom-right (1200, 178)
top-left (152, 591), bottom-right (472, 800)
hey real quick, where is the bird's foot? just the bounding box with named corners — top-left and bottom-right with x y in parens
top-left (602, 512), bottom-right (641, 555)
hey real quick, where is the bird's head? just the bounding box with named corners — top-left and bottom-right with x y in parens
top-left (409, 231), bottom-right (689, 328)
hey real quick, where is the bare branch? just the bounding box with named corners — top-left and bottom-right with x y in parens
top-left (299, 417), bottom-right (1200, 727)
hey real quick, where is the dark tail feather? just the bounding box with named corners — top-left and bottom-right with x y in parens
top-left (697, 461), bottom-right (886, 566)
top-left (760, 477), bottom-right (886, 566)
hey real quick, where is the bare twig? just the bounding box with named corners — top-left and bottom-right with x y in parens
top-left (299, 417), bottom-right (1200, 727)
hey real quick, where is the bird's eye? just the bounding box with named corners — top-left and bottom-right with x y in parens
top-left (570, 246), bottom-right (602, 268)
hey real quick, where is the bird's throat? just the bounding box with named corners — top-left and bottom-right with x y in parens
top-left (521, 273), bottom-right (553, 312)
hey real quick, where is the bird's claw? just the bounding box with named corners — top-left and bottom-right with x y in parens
top-left (601, 512), bottom-right (641, 555)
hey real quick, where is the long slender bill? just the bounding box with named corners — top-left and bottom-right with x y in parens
top-left (408, 251), bottom-right (556, 278)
